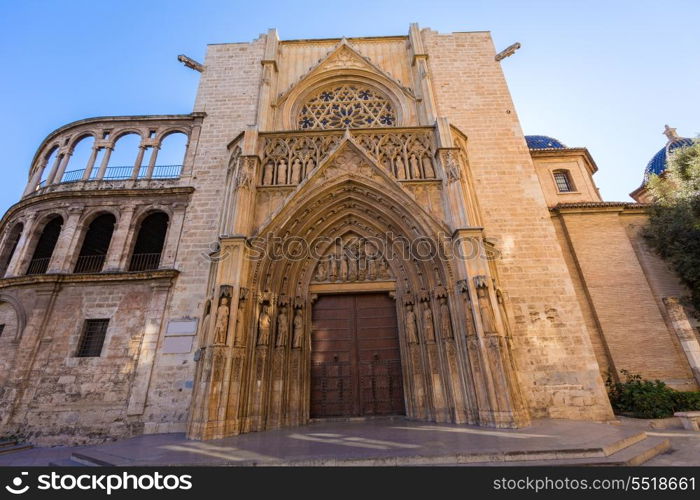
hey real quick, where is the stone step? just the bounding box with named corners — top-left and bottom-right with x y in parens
top-left (0, 443), bottom-right (32, 455)
top-left (457, 436), bottom-right (671, 467)
top-left (49, 458), bottom-right (96, 467)
top-left (0, 440), bottom-right (18, 448)
top-left (70, 451), bottom-right (118, 467)
top-left (58, 431), bottom-right (665, 467)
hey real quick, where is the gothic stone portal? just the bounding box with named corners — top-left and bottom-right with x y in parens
top-left (187, 140), bottom-right (529, 439)
top-left (311, 293), bottom-right (405, 418)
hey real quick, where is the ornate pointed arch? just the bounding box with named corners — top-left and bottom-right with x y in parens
top-left (223, 139), bottom-right (475, 434)
top-left (276, 40), bottom-right (418, 129)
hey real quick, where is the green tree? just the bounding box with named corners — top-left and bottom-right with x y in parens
top-left (643, 138), bottom-right (700, 316)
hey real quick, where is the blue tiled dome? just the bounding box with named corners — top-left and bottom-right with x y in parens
top-left (525, 135), bottom-right (566, 149)
top-left (644, 137), bottom-right (694, 181)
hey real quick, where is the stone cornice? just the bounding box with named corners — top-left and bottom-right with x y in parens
top-left (529, 147), bottom-right (599, 174)
top-left (1, 186), bottom-right (195, 231)
top-left (549, 201), bottom-right (650, 215)
top-left (0, 269), bottom-right (179, 290)
top-left (278, 35), bottom-right (407, 46)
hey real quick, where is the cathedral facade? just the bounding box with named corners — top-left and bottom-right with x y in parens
top-left (0, 25), bottom-right (697, 444)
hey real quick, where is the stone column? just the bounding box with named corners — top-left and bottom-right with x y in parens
top-left (453, 228), bottom-right (529, 428)
top-left (187, 238), bottom-right (250, 439)
top-left (664, 297), bottom-right (700, 386)
top-left (256, 29), bottom-right (279, 131)
top-left (131, 145), bottom-right (147, 179)
top-left (127, 281), bottom-right (172, 416)
top-left (159, 204), bottom-right (186, 268)
top-left (46, 207), bottom-right (83, 273)
top-left (145, 146), bottom-right (160, 179)
top-left (95, 146), bottom-right (113, 180)
top-left (5, 215), bottom-right (37, 277)
top-left (187, 131), bottom-right (261, 440)
top-left (409, 23), bottom-right (437, 125)
top-left (81, 145), bottom-right (100, 180)
top-left (103, 206), bottom-right (135, 272)
top-left (23, 161), bottom-right (47, 196)
top-left (1, 284), bottom-right (60, 428)
top-left (45, 153), bottom-right (64, 185)
top-left (435, 117), bottom-right (482, 228)
top-left (53, 152), bottom-right (72, 184)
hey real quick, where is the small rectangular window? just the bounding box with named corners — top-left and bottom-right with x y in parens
top-left (554, 171), bottom-right (574, 192)
top-left (76, 319), bottom-right (109, 357)
top-left (0, 324), bottom-right (5, 337)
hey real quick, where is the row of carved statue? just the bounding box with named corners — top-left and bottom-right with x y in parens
top-left (313, 248), bottom-right (393, 282)
top-left (206, 274), bottom-right (507, 351)
top-left (256, 304), bottom-right (304, 348)
top-left (404, 296), bottom-right (453, 344)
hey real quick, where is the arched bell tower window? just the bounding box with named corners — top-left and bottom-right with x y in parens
top-left (297, 83), bottom-right (397, 130)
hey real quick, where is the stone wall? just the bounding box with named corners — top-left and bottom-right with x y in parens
top-left (421, 28), bottom-right (612, 420)
top-left (552, 205), bottom-right (697, 390)
top-left (140, 36), bottom-right (267, 433)
top-left (0, 276), bottom-right (175, 445)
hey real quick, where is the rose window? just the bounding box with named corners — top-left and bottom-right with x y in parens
top-left (297, 84), bottom-right (397, 130)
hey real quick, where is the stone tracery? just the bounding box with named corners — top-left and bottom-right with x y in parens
top-left (297, 83), bottom-right (396, 130)
top-left (259, 129), bottom-right (437, 186)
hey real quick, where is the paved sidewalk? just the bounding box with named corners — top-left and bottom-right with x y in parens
top-left (0, 417), bottom-right (696, 466)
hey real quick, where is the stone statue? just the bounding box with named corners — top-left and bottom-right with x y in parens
top-left (423, 302), bottom-right (435, 342)
top-left (378, 259), bottom-right (390, 279)
top-left (276, 159), bottom-right (287, 185)
top-left (263, 162), bottom-right (274, 185)
top-left (477, 287), bottom-right (497, 333)
top-left (405, 304), bottom-right (419, 344)
top-left (290, 158), bottom-right (302, 184)
top-left (292, 308), bottom-right (304, 349)
top-left (328, 253), bottom-right (338, 281)
top-left (315, 258), bottom-right (328, 282)
top-left (409, 154), bottom-right (421, 179)
top-left (347, 250), bottom-right (357, 281)
top-left (233, 299), bottom-right (246, 347)
top-left (367, 254), bottom-right (377, 280)
top-left (276, 306), bottom-right (289, 347)
top-left (395, 156), bottom-right (406, 180)
top-left (339, 253), bottom-right (348, 281)
top-left (357, 251), bottom-right (367, 281)
top-left (213, 296), bottom-right (230, 344)
top-left (422, 157), bottom-right (436, 178)
top-left (257, 304), bottom-right (271, 346)
top-left (439, 296), bottom-right (453, 339)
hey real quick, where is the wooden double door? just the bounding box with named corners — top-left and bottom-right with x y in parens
top-left (311, 293), bottom-right (405, 418)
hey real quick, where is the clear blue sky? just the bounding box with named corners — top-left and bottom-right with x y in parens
top-left (1, 0), bottom-right (698, 214)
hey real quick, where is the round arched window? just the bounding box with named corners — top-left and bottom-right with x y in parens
top-left (297, 83), bottom-right (397, 130)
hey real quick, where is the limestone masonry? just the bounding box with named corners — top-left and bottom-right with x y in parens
top-left (0, 25), bottom-right (696, 445)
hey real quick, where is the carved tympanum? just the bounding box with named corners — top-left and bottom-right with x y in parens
top-left (311, 234), bottom-right (393, 284)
